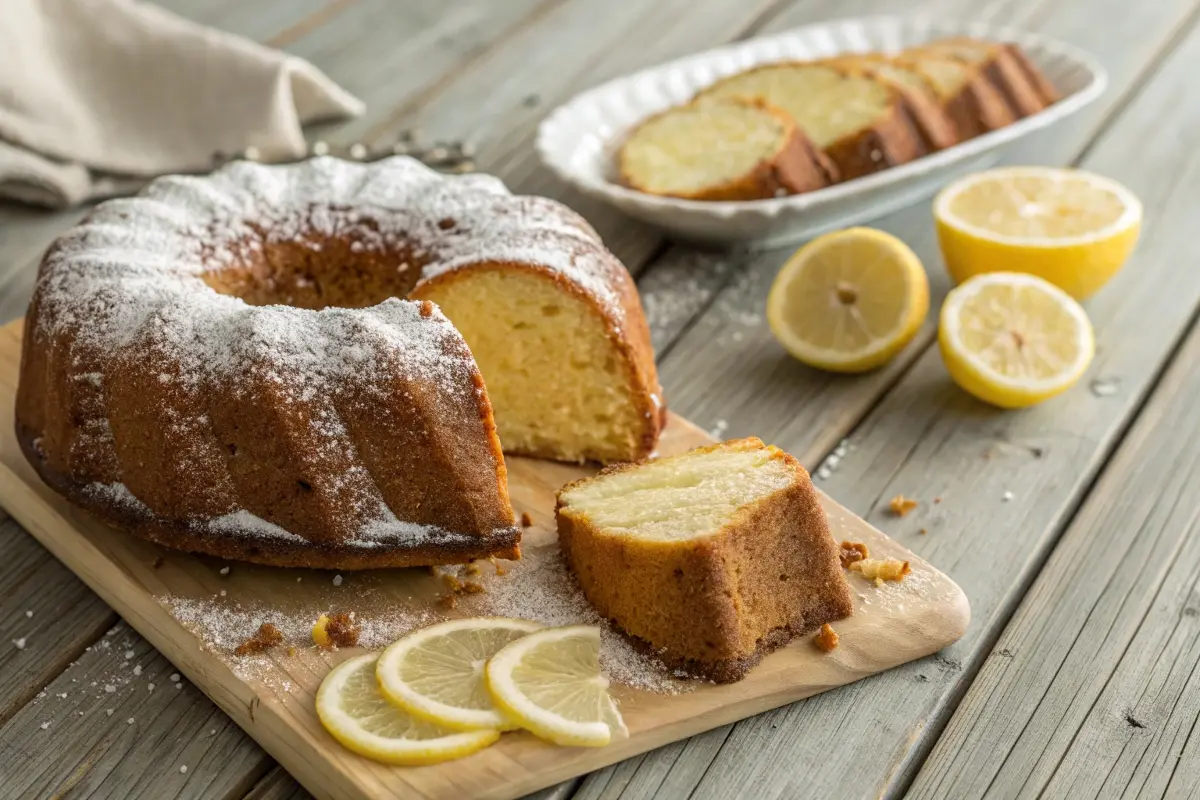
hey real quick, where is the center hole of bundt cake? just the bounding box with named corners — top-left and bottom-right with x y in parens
top-left (202, 212), bottom-right (423, 310)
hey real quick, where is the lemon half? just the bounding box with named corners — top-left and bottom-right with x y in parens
top-left (766, 227), bottom-right (930, 372)
top-left (934, 166), bottom-right (1141, 299)
top-left (939, 272), bottom-right (1094, 408)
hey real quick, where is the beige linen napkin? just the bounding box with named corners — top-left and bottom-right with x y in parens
top-left (0, 0), bottom-right (365, 208)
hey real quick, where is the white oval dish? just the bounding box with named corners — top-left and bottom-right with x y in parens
top-left (536, 16), bottom-right (1106, 250)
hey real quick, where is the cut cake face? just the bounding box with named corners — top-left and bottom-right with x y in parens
top-left (556, 437), bottom-right (853, 682)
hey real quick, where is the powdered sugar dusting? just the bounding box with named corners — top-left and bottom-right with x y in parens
top-left (31, 156), bottom-right (627, 550)
top-left (465, 548), bottom-right (694, 694)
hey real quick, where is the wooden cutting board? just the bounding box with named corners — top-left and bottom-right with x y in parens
top-left (0, 318), bottom-right (969, 800)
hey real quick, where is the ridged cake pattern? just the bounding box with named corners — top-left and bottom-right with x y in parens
top-left (16, 156), bottom-right (643, 567)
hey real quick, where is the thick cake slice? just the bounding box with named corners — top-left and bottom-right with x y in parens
top-left (825, 53), bottom-right (960, 151)
top-left (918, 38), bottom-right (1056, 117)
top-left (696, 61), bottom-right (926, 180)
top-left (556, 437), bottom-right (853, 683)
top-left (896, 52), bottom-right (1016, 139)
top-left (617, 97), bottom-right (838, 201)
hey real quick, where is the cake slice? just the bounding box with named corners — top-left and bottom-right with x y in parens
top-left (825, 53), bottom-right (960, 151)
top-left (695, 61), bottom-right (926, 180)
top-left (916, 37), bottom-right (1053, 117)
top-left (896, 51), bottom-right (1016, 139)
top-left (556, 437), bottom-right (853, 682)
top-left (617, 97), bottom-right (838, 201)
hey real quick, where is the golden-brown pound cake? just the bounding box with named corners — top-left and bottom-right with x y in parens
top-left (556, 437), bottom-right (853, 683)
top-left (617, 97), bottom-right (838, 201)
top-left (696, 61), bottom-right (927, 181)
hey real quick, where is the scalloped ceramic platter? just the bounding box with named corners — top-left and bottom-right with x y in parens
top-left (0, 318), bottom-right (968, 800)
top-left (537, 15), bottom-right (1106, 249)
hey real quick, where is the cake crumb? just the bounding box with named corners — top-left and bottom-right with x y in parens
top-left (127, 718), bottom-right (135, 725)
top-left (814, 624), bottom-right (839, 652)
top-left (286, 646), bottom-right (297, 657)
top-left (332, 575), bottom-right (344, 587)
top-left (489, 557), bottom-right (508, 576)
top-left (933, 497), bottom-right (942, 504)
top-left (12, 637), bottom-right (26, 650)
top-left (919, 528), bottom-right (928, 535)
top-left (441, 573), bottom-right (463, 593)
top-left (1002, 491), bottom-right (1014, 502)
top-left (219, 566), bottom-right (230, 576)
top-left (25, 610), bottom-right (33, 618)
top-left (313, 612), bottom-right (359, 648)
top-left (849, 557), bottom-right (912, 583)
top-left (839, 541), bottom-right (869, 568)
top-left (40, 721), bottom-right (50, 730)
top-left (461, 581), bottom-right (484, 595)
top-left (180, 765), bottom-right (187, 774)
top-left (439, 594), bottom-right (458, 610)
top-left (463, 563), bottom-right (481, 577)
top-left (234, 622), bottom-right (283, 656)
top-left (888, 495), bottom-right (918, 517)
top-left (520, 512), bottom-right (533, 527)
top-left (152, 556), bottom-right (164, 569)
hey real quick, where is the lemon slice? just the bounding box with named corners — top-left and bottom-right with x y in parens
top-left (766, 227), bottom-right (930, 372)
top-left (934, 166), bottom-right (1141, 299)
top-left (376, 617), bottom-right (541, 732)
top-left (315, 654), bottom-right (499, 765)
top-left (485, 625), bottom-right (626, 747)
top-left (939, 272), bottom-right (1094, 408)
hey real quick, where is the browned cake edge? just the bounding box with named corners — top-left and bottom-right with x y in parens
top-left (557, 438), bottom-right (854, 684)
top-left (618, 98), bottom-right (838, 201)
top-left (16, 420), bottom-right (522, 570)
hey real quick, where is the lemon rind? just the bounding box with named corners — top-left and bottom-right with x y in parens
top-left (939, 272), bottom-right (1094, 395)
top-left (316, 654), bottom-right (500, 766)
top-left (375, 617), bottom-right (542, 733)
top-left (485, 625), bottom-right (622, 748)
top-left (933, 166), bottom-right (1142, 248)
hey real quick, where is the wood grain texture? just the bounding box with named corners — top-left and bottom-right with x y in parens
top-left (0, 621), bottom-right (269, 800)
top-left (576, 0), bottom-right (1200, 797)
top-left (356, 0), bottom-right (791, 274)
top-left (0, 518), bottom-right (116, 726)
top-left (0, 318), bottom-right (966, 800)
top-left (902, 15), bottom-right (1200, 798)
top-left (245, 766), bottom-right (317, 800)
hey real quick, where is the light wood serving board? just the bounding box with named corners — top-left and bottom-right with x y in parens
top-left (0, 318), bottom-right (969, 800)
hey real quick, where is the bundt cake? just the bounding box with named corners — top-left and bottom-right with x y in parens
top-left (556, 437), bottom-right (853, 683)
top-left (15, 156), bottom-right (664, 569)
top-left (695, 61), bottom-right (926, 181)
top-left (616, 97), bottom-right (838, 200)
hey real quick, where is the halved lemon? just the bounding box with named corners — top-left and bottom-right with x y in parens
top-left (376, 617), bottom-right (541, 732)
top-left (315, 654), bottom-right (499, 765)
top-left (485, 625), bottom-right (626, 747)
top-left (766, 227), bottom-right (930, 372)
top-left (934, 166), bottom-right (1141, 299)
top-left (939, 272), bottom-right (1094, 408)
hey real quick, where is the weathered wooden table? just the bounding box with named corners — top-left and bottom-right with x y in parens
top-left (3, 0), bottom-right (1199, 797)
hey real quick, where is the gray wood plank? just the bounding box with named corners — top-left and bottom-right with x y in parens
top-left (244, 766), bottom-right (315, 800)
top-left (356, 0), bottom-right (792, 274)
top-left (901, 16), bottom-right (1200, 798)
top-left (0, 518), bottom-right (116, 725)
top-left (0, 622), bottom-right (268, 800)
top-left (574, 0), bottom-right (1200, 797)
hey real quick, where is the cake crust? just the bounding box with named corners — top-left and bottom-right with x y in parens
top-left (556, 438), bottom-right (854, 683)
top-left (617, 98), bottom-right (837, 201)
top-left (15, 156), bottom-right (661, 568)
